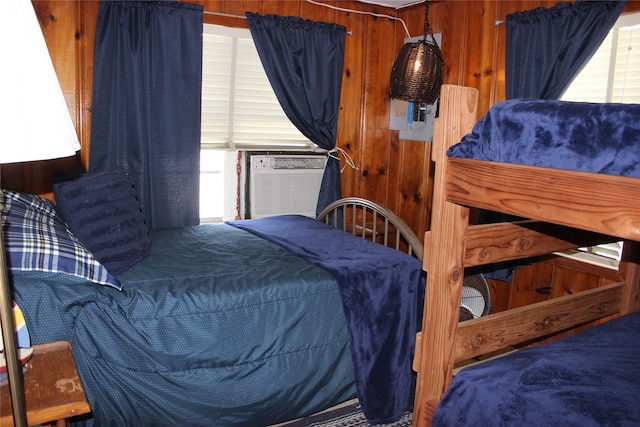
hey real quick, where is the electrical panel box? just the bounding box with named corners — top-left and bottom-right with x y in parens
top-left (389, 33), bottom-right (442, 142)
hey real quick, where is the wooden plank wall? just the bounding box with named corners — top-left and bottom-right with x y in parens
top-left (5, 0), bottom-right (639, 238)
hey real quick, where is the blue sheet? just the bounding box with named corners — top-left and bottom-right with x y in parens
top-left (13, 224), bottom-right (357, 426)
top-left (229, 215), bottom-right (424, 424)
top-left (448, 99), bottom-right (640, 177)
top-left (433, 312), bottom-right (640, 426)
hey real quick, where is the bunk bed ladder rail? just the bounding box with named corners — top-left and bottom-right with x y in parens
top-left (412, 85), bottom-right (479, 427)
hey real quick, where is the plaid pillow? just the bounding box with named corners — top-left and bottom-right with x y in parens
top-left (1, 190), bottom-right (121, 289)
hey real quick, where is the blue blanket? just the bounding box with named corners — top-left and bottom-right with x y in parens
top-left (229, 215), bottom-right (423, 424)
top-left (433, 312), bottom-right (640, 426)
top-left (448, 99), bottom-right (640, 177)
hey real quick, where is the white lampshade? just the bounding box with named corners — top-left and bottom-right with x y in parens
top-left (0, 0), bottom-right (81, 164)
top-left (0, 1), bottom-right (80, 426)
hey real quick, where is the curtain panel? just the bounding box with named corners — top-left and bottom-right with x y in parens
top-left (246, 13), bottom-right (347, 216)
top-left (506, 0), bottom-right (626, 100)
top-left (90, 1), bottom-right (203, 229)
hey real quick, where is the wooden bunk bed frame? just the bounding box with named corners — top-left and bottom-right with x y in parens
top-left (412, 85), bottom-right (640, 427)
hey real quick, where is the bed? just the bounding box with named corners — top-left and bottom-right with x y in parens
top-left (2, 186), bottom-right (423, 426)
top-left (412, 85), bottom-right (640, 426)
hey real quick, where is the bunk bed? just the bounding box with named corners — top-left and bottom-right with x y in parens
top-left (2, 190), bottom-right (423, 426)
top-left (412, 85), bottom-right (640, 426)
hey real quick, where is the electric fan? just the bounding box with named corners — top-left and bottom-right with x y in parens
top-left (459, 274), bottom-right (492, 322)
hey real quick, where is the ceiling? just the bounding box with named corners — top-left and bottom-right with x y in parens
top-left (357, 0), bottom-right (424, 9)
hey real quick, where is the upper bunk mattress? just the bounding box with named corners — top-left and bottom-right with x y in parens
top-left (447, 99), bottom-right (640, 178)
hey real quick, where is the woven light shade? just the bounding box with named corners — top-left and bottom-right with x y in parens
top-left (389, 1), bottom-right (444, 104)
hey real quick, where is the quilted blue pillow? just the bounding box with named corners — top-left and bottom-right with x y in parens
top-left (1, 190), bottom-right (121, 289)
top-left (53, 168), bottom-right (151, 275)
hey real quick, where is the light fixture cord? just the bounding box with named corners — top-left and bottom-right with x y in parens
top-left (423, 0), bottom-right (429, 37)
top-left (423, 0), bottom-right (439, 47)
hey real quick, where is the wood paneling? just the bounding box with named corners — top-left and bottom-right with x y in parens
top-left (7, 0), bottom-right (639, 237)
top-left (511, 255), bottom-right (622, 308)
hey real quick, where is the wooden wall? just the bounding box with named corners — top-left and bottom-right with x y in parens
top-left (5, 0), bottom-right (638, 239)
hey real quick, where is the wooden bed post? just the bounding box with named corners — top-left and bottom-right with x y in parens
top-left (413, 85), bottom-right (478, 427)
top-left (620, 240), bottom-right (640, 315)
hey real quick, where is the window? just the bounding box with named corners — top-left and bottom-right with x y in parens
top-left (559, 11), bottom-right (640, 266)
top-left (200, 24), bottom-right (317, 222)
top-left (561, 13), bottom-right (640, 103)
top-left (201, 24), bottom-right (313, 150)
top-left (199, 149), bottom-right (225, 223)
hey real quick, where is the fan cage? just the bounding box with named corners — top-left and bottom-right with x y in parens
top-left (459, 273), bottom-right (492, 322)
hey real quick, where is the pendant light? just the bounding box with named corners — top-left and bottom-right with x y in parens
top-left (389, 0), bottom-right (444, 104)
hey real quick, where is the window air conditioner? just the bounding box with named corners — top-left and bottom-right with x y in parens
top-left (248, 154), bottom-right (326, 219)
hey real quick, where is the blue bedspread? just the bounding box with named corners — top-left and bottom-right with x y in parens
top-left (13, 224), bottom-right (357, 426)
top-left (433, 312), bottom-right (640, 426)
top-left (448, 99), bottom-right (640, 177)
top-left (229, 215), bottom-right (424, 424)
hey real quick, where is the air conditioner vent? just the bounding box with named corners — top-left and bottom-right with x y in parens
top-left (273, 157), bottom-right (325, 169)
top-left (249, 155), bottom-right (326, 219)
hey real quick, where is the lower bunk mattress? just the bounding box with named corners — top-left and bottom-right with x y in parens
top-left (433, 312), bottom-right (640, 426)
top-left (14, 223), bottom-right (355, 426)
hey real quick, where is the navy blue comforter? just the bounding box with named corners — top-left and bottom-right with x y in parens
top-left (448, 99), bottom-right (640, 177)
top-left (433, 312), bottom-right (640, 426)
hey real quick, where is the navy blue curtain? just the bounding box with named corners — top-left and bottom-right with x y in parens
top-left (506, 0), bottom-right (626, 100)
top-left (246, 13), bottom-right (346, 216)
top-left (90, 1), bottom-right (203, 229)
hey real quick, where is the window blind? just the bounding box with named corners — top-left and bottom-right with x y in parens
top-left (561, 13), bottom-right (640, 103)
top-left (201, 24), bottom-right (314, 150)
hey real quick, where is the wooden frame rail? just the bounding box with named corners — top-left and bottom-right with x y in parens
top-left (414, 280), bottom-right (623, 371)
top-left (425, 220), bottom-right (618, 267)
top-left (446, 158), bottom-right (640, 242)
top-left (453, 281), bottom-right (623, 361)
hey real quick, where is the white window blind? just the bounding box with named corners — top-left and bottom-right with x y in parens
top-left (559, 12), bottom-right (640, 266)
top-left (561, 13), bottom-right (640, 103)
top-left (201, 24), bottom-right (314, 150)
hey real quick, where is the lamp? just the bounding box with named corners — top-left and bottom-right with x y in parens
top-left (389, 0), bottom-right (444, 104)
top-left (0, 0), bottom-right (80, 425)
